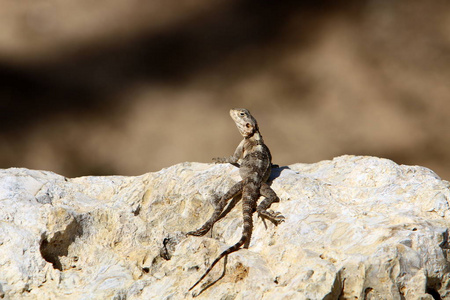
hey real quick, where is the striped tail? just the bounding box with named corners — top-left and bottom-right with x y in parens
top-left (189, 196), bottom-right (254, 291)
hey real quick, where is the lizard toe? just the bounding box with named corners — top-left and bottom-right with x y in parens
top-left (257, 210), bottom-right (285, 226)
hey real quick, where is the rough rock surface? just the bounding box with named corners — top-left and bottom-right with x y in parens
top-left (0, 155), bottom-right (449, 299)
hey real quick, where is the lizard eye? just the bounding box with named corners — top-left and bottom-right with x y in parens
top-left (240, 112), bottom-right (245, 116)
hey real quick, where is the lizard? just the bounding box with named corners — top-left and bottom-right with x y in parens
top-left (187, 108), bottom-right (284, 291)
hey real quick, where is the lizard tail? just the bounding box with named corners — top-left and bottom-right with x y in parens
top-left (189, 200), bottom-right (253, 291)
top-left (188, 234), bottom-right (247, 291)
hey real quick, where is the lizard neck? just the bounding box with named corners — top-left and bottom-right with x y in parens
top-left (245, 131), bottom-right (264, 147)
top-left (245, 131), bottom-right (264, 144)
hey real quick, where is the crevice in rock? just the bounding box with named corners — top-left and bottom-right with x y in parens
top-left (160, 237), bottom-right (174, 261)
top-left (426, 276), bottom-right (443, 300)
top-left (439, 229), bottom-right (449, 249)
top-left (426, 287), bottom-right (442, 300)
top-left (0, 283), bottom-right (4, 299)
top-left (39, 218), bottom-right (83, 271)
top-left (424, 229), bottom-right (450, 300)
top-left (159, 233), bottom-right (184, 261)
top-left (132, 205), bottom-right (141, 216)
top-left (145, 233), bottom-right (184, 276)
top-left (323, 270), bottom-right (343, 300)
top-left (364, 287), bottom-right (373, 298)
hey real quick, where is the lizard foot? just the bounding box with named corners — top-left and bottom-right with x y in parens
top-left (212, 157), bottom-right (227, 163)
top-left (257, 209), bottom-right (285, 226)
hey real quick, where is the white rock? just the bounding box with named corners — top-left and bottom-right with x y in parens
top-left (0, 156), bottom-right (449, 299)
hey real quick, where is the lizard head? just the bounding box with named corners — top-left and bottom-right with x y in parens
top-left (229, 108), bottom-right (258, 137)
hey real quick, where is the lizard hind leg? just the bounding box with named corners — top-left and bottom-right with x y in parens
top-left (257, 183), bottom-right (285, 226)
top-left (187, 181), bottom-right (244, 237)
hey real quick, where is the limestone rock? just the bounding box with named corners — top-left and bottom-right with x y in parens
top-left (0, 155), bottom-right (449, 299)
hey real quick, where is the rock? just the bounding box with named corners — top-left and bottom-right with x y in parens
top-left (0, 155), bottom-right (449, 299)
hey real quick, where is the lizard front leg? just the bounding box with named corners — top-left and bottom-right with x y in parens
top-left (212, 140), bottom-right (244, 164)
top-left (187, 181), bottom-right (244, 237)
top-left (257, 182), bottom-right (285, 226)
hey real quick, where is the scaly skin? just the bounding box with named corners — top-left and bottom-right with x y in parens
top-left (188, 108), bottom-right (284, 291)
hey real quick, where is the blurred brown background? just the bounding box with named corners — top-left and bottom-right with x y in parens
top-left (1, 0), bottom-right (449, 179)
